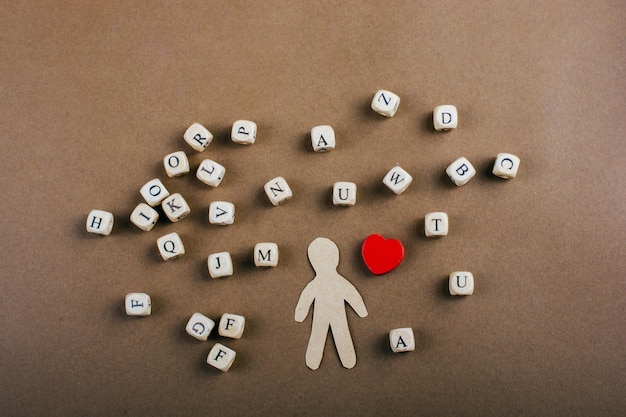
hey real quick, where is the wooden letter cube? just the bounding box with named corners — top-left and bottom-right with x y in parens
top-left (130, 203), bottom-right (159, 231)
top-left (208, 252), bottom-right (233, 278)
top-left (446, 157), bottom-right (476, 186)
top-left (196, 159), bottom-right (226, 187)
top-left (161, 193), bottom-right (191, 222)
top-left (218, 313), bottom-right (245, 339)
top-left (371, 89), bottom-right (400, 117)
top-left (333, 182), bottom-right (357, 206)
top-left (492, 153), bottom-right (520, 179)
top-left (311, 125), bottom-right (336, 152)
top-left (186, 312), bottom-right (215, 341)
top-left (254, 242), bottom-right (279, 267)
top-left (125, 293), bottom-right (151, 316)
top-left (86, 209), bottom-right (114, 236)
top-left (207, 343), bottom-right (236, 372)
top-left (140, 178), bottom-right (170, 207)
top-left (264, 176), bottom-right (293, 206)
top-left (184, 122), bottom-right (213, 152)
top-left (231, 120), bottom-right (257, 145)
top-left (449, 271), bottom-right (474, 295)
top-left (157, 232), bottom-right (185, 261)
top-left (433, 104), bottom-right (458, 131)
top-left (389, 327), bottom-right (415, 352)
top-left (208, 201), bottom-right (235, 225)
top-left (383, 166), bottom-right (413, 195)
top-left (163, 151), bottom-right (190, 178)
top-left (425, 212), bottom-right (449, 237)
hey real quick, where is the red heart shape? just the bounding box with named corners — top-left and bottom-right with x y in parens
top-left (361, 234), bottom-right (405, 275)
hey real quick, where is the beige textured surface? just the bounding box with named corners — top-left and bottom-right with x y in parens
top-left (1, 1), bottom-right (625, 416)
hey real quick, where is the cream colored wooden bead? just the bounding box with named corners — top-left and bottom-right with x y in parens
top-left (130, 203), bottom-right (159, 231)
top-left (449, 271), bottom-right (474, 295)
top-left (311, 125), bottom-right (335, 152)
top-left (433, 104), bottom-right (458, 131)
top-left (157, 232), bottom-right (185, 261)
top-left (492, 153), bottom-right (520, 179)
top-left (207, 343), bottom-right (236, 372)
top-left (446, 157), bottom-right (476, 186)
top-left (208, 201), bottom-right (235, 225)
top-left (389, 327), bottom-right (415, 352)
top-left (86, 209), bottom-right (114, 236)
top-left (196, 159), bottom-right (225, 187)
top-left (425, 212), bottom-right (448, 237)
top-left (161, 193), bottom-right (190, 222)
top-left (254, 242), bottom-right (279, 267)
top-left (125, 293), bottom-right (151, 316)
top-left (333, 182), bottom-right (357, 206)
top-left (231, 120), bottom-right (257, 145)
top-left (186, 312), bottom-right (215, 341)
top-left (163, 151), bottom-right (190, 178)
top-left (140, 178), bottom-right (170, 207)
top-left (383, 166), bottom-right (413, 195)
top-left (208, 252), bottom-right (233, 278)
top-left (264, 176), bottom-right (292, 206)
top-left (218, 313), bottom-right (245, 339)
top-left (184, 122), bottom-right (213, 152)
top-left (371, 89), bottom-right (400, 117)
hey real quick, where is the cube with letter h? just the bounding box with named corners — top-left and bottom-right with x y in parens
top-left (86, 209), bottom-right (114, 236)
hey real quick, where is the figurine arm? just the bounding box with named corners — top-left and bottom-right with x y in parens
top-left (295, 283), bottom-right (316, 322)
top-left (344, 285), bottom-right (368, 318)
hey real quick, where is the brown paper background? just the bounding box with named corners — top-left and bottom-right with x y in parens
top-left (1, 1), bottom-right (625, 416)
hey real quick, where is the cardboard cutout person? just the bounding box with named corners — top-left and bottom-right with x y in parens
top-left (295, 237), bottom-right (368, 370)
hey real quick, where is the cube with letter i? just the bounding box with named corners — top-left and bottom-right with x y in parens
top-left (130, 203), bottom-right (159, 231)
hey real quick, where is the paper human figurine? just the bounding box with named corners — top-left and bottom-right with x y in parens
top-left (295, 237), bottom-right (368, 370)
